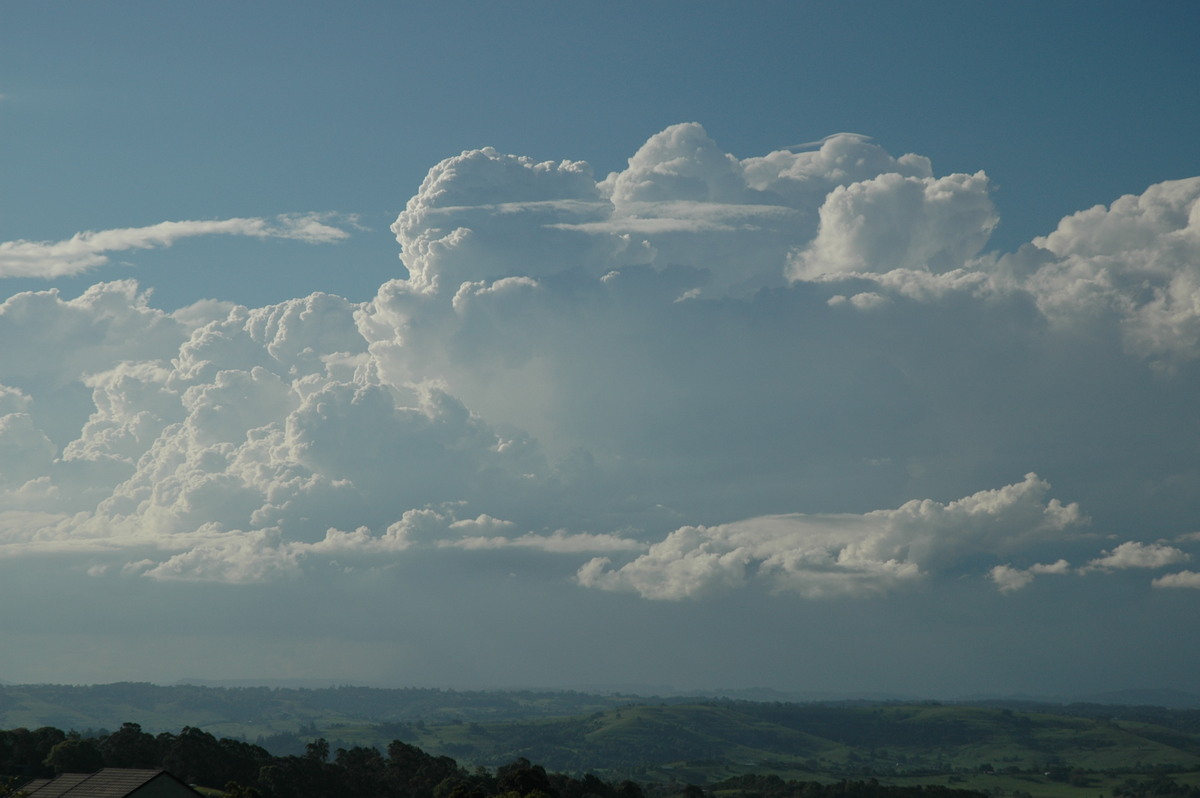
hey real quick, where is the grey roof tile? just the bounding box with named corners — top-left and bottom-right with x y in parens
top-left (22, 769), bottom-right (198, 798)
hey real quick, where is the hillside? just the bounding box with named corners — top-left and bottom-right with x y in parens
top-left (4, 684), bottom-right (1200, 794)
top-left (0, 683), bottom-right (647, 737)
top-left (344, 701), bottom-right (1200, 782)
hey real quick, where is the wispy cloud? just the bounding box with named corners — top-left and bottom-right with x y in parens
top-left (0, 214), bottom-right (352, 279)
top-left (783, 132), bottom-right (874, 150)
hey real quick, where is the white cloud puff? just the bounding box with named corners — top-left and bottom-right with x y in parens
top-left (0, 386), bottom-right (56, 485)
top-left (1006, 177), bottom-right (1200, 364)
top-left (988, 559), bottom-right (1071, 593)
top-left (1152, 570), bottom-right (1200, 589)
top-left (577, 474), bottom-right (1084, 600)
top-left (764, 155), bottom-right (1200, 367)
top-left (0, 280), bottom-right (562, 578)
top-left (988, 564), bottom-right (1036, 593)
top-left (787, 171), bottom-right (998, 280)
top-left (1084, 541), bottom-right (1191, 571)
top-left (390, 123), bottom-right (958, 299)
top-left (605, 122), bottom-right (748, 205)
top-left (0, 281), bottom-right (189, 390)
top-left (390, 147), bottom-right (608, 292)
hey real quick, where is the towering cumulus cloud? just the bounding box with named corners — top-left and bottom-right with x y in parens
top-left (1, 123), bottom-right (1199, 605)
top-left (1018, 177), bottom-right (1200, 366)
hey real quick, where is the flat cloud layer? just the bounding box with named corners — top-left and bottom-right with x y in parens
top-left (578, 473), bottom-right (1084, 600)
top-left (2, 124), bottom-right (1200, 687)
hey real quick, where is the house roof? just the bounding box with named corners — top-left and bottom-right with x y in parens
top-left (21, 769), bottom-right (199, 798)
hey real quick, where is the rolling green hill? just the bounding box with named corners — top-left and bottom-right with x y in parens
top-left (357, 702), bottom-right (1200, 781)
top-left (4, 684), bottom-right (1200, 796)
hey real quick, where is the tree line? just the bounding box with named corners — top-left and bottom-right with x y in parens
top-left (0, 723), bottom-right (992, 798)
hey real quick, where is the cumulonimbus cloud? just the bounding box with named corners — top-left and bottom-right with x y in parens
top-left (1, 124), bottom-right (1198, 597)
top-left (0, 214), bottom-right (353, 279)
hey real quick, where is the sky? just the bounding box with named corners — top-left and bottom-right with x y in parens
top-left (2, 0), bottom-right (1200, 698)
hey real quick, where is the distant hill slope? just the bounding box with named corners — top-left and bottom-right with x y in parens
top-left (0, 682), bottom-right (652, 735)
top-left (4, 684), bottom-right (1200, 786)
top-left (1079, 689), bottom-right (1200, 709)
top-left (379, 701), bottom-right (1200, 781)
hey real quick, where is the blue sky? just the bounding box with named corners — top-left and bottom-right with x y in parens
top-left (2, 1), bottom-right (1200, 696)
top-left (5, 1), bottom-right (1197, 306)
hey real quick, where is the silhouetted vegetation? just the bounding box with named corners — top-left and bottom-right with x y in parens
top-left (0, 721), bottom-right (999, 798)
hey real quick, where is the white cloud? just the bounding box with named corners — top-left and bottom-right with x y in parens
top-left (445, 529), bottom-right (646, 554)
top-left (0, 410), bottom-right (57, 483)
top-left (0, 278), bottom-right (562, 577)
top-left (1003, 177), bottom-right (1200, 364)
top-left (828, 291), bottom-right (892, 311)
top-left (388, 124), bottom-right (956, 300)
top-left (136, 527), bottom-right (300, 583)
top-left (2, 123), bottom-right (1199, 608)
top-left (989, 559), bottom-right (1071, 593)
top-left (988, 564), bottom-right (1035, 593)
top-left (604, 122), bottom-right (747, 205)
top-left (741, 130), bottom-right (932, 201)
top-left (782, 132), bottom-right (876, 150)
top-left (0, 214), bottom-right (352, 279)
top-left (755, 152), bottom-right (1200, 369)
top-left (0, 386), bottom-right (56, 484)
top-left (1084, 541), bottom-right (1191, 571)
top-left (104, 505), bottom-right (642, 582)
top-left (0, 281), bottom-right (188, 387)
top-left (578, 474), bottom-right (1085, 600)
top-left (1030, 559), bottom-right (1073, 574)
top-left (787, 171), bottom-right (998, 281)
top-left (1152, 570), bottom-right (1200, 589)
top-left (390, 147), bottom-right (606, 292)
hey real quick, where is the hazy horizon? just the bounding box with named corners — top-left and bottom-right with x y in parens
top-left (6, 678), bottom-right (1200, 711)
top-left (2, 1), bottom-right (1200, 696)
